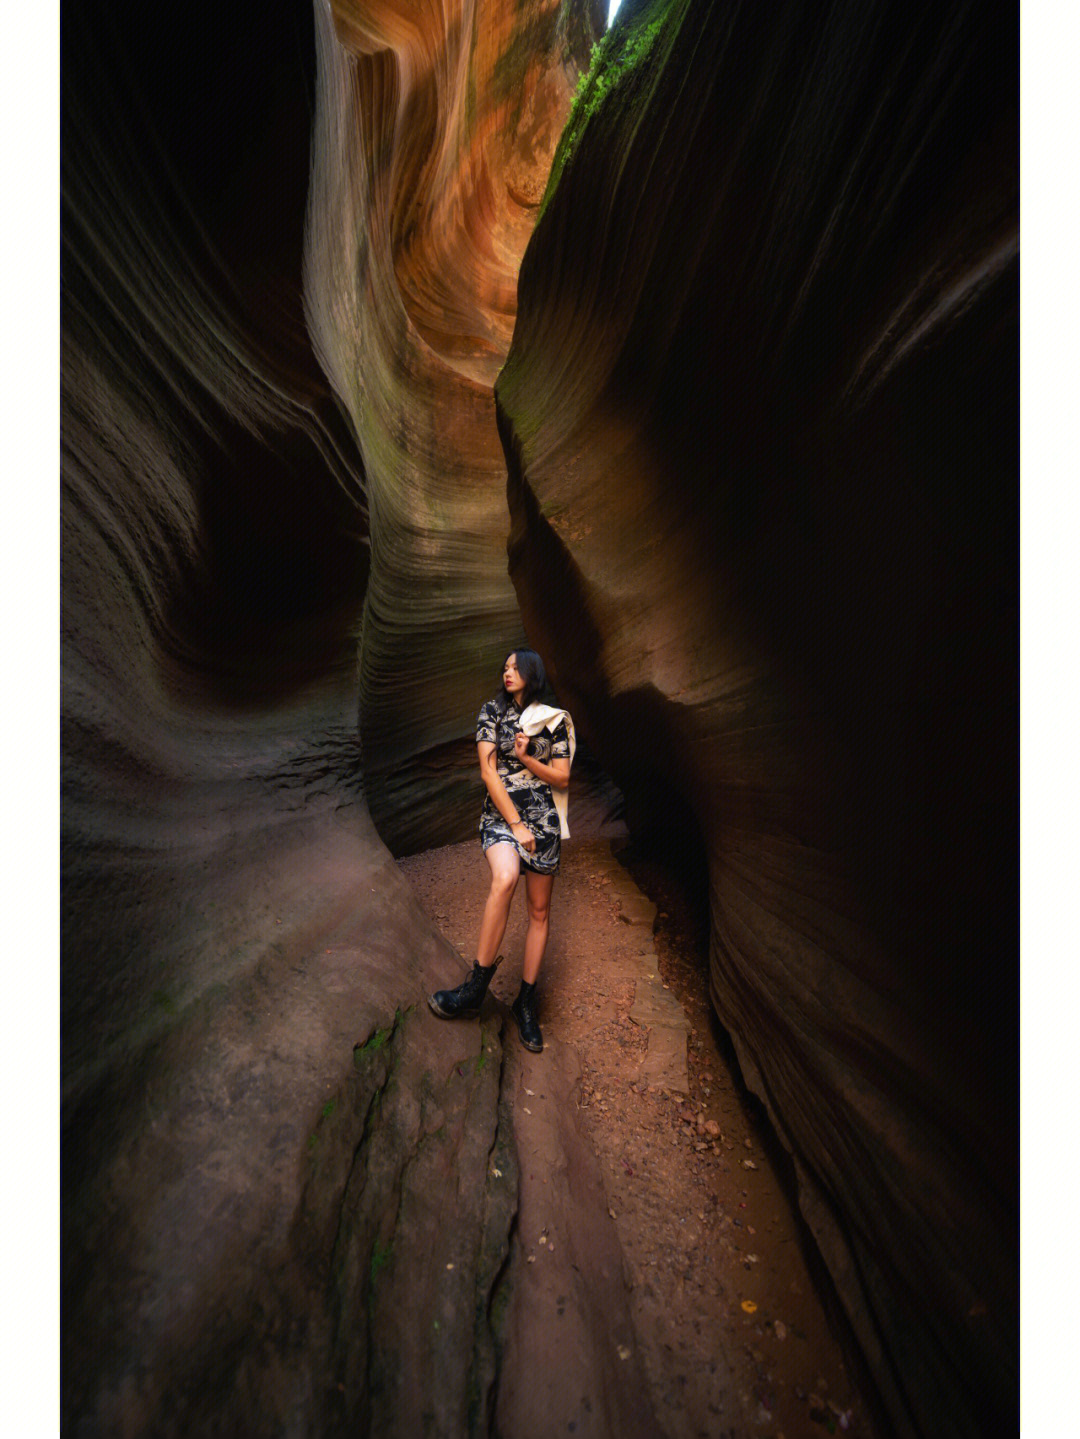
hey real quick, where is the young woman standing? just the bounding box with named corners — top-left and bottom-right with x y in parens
top-left (428, 649), bottom-right (574, 1051)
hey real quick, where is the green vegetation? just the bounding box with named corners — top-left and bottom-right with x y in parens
top-left (354, 1007), bottom-right (407, 1063)
top-left (539, 0), bottom-right (672, 219)
top-left (370, 1239), bottom-right (392, 1281)
top-left (357, 1025), bottom-right (391, 1055)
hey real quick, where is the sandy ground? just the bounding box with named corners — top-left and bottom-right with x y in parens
top-left (399, 832), bottom-right (872, 1438)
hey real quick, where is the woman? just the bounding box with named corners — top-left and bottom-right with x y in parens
top-left (428, 649), bottom-right (574, 1052)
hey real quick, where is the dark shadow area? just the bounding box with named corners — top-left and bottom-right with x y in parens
top-left (616, 827), bottom-right (895, 1438)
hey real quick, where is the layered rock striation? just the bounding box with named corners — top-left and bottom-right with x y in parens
top-left (62, 0), bottom-right (596, 1429)
top-left (62, 0), bottom-right (1017, 1431)
top-left (497, 1), bottom-right (1017, 1434)
top-left (305, 0), bottom-right (598, 850)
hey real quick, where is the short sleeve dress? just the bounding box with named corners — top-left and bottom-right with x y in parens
top-left (476, 698), bottom-right (570, 874)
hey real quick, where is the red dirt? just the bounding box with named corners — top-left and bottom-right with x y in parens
top-left (400, 835), bottom-right (872, 1438)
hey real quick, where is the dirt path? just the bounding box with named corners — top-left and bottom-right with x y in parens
top-left (400, 836), bottom-right (869, 1437)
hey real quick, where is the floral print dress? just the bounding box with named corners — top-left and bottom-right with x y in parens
top-left (475, 698), bottom-right (570, 874)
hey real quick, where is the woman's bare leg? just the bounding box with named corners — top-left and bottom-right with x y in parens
top-left (522, 870), bottom-right (555, 984)
top-left (477, 843), bottom-right (521, 966)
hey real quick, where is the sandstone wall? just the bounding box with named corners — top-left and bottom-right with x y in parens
top-left (61, 2), bottom-right (592, 1429)
top-left (496, 2), bottom-right (1017, 1434)
top-left (61, 0), bottom-right (1016, 1431)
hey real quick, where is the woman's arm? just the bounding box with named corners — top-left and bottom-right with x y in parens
top-left (478, 742), bottom-right (537, 850)
top-left (512, 734), bottom-right (570, 790)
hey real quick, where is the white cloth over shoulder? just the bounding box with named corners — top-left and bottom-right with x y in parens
top-left (518, 703), bottom-right (576, 838)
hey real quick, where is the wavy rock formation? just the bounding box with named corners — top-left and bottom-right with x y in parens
top-left (61, 0), bottom-right (597, 1431)
top-left (497, 1), bottom-right (1017, 1434)
top-left (62, 0), bottom-right (1016, 1430)
top-left (306, 0), bottom-right (597, 851)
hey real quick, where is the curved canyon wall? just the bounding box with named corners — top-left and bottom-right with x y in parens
top-left (62, 1), bottom-right (594, 1430)
top-left (62, 0), bottom-right (1016, 1432)
top-left (305, 0), bottom-right (597, 851)
top-left (497, 0), bottom-right (1017, 1434)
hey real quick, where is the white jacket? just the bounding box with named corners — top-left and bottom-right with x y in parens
top-left (518, 703), bottom-right (576, 838)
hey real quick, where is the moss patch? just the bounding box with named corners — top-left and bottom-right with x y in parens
top-left (539, 0), bottom-right (675, 219)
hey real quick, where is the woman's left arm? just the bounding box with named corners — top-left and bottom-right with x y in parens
top-left (513, 734), bottom-right (570, 790)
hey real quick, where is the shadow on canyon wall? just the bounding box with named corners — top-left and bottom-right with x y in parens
top-left (61, 0), bottom-right (1015, 1433)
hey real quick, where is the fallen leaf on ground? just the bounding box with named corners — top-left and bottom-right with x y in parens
top-left (741, 1300), bottom-right (758, 1314)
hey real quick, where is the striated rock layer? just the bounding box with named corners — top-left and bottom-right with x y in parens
top-left (305, 0), bottom-right (598, 850)
top-left (61, 0), bottom-right (599, 1430)
top-left (497, 1), bottom-right (1017, 1434)
top-left (63, 0), bottom-right (1017, 1430)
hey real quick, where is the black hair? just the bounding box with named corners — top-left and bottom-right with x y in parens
top-left (494, 647), bottom-right (547, 714)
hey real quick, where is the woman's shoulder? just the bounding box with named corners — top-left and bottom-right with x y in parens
top-left (477, 697), bottom-right (500, 721)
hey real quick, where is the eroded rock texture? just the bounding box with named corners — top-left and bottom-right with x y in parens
top-left (305, 0), bottom-right (597, 850)
top-left (498, 1), bottom-right (1017, 1434)
top-left (61, 0), bottom-right (597, 1431)
top-left (63, 0), bottom-right (1016, 1430)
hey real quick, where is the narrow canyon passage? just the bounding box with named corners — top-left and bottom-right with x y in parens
top-left (401, 833), bottom-right (871, 1437)
top-left (61, 0), bottom-right (1016, 1433)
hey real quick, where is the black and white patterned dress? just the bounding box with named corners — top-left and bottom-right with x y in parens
top-left (475, 698), bottom-right (570, 874)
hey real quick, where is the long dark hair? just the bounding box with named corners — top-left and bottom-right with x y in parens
top-left (494, 647), bottom-right (547, 715)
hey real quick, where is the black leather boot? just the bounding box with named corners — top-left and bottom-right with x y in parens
top-left (511, 980), bottom-right (543, 1052)
top-left (428, 957), bottom-right (500, 1019)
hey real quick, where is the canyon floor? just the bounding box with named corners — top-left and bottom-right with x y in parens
top-left (400, 833), bottom-right (875, 1439)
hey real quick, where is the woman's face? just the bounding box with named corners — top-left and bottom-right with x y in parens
top-left (503, 653), bottom-right (523, 696)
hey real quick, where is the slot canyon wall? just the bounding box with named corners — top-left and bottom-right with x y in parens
top-left (497, 0), bottom-right (1017, 1434)
top-left (63, 0), bottom-right (596, 1431)
top-left (61, 0), bottom-right (1016, 1435)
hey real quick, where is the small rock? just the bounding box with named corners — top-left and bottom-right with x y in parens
top-left (742, 1159), bottom-right (757, 1170)
top-left (773, 1321), bottom-right (787, 1340)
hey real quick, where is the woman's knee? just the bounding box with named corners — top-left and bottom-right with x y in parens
top-left (487, 855), bottom-right (519, 898)
top-left (526, 892), bottom-right (551, 924)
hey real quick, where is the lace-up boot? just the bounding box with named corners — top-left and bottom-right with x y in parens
top-left (511, 980), bottom-right (543, 1052)
top-left (428, 957), bottom-right (500, 1019)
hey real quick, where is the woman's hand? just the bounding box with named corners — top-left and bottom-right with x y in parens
top-left (512, 732), bottom-right (570, 792)
top-left (511, 820), bottom-right (537, 853)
